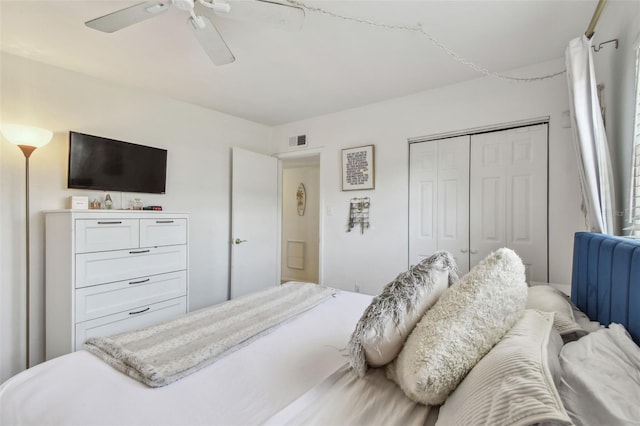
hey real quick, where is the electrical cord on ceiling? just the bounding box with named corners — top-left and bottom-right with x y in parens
top-left (284, 0), bottom-right (566, 82)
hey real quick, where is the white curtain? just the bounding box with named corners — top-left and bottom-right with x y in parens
top-left (565, 35), bottom-right (616, 234)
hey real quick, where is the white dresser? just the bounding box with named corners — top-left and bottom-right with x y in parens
top-left (45, 210), bottom-right (189, 360)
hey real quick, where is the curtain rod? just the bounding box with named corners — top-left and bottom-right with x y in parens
top-left (585, 0), bottom-right (608, 39)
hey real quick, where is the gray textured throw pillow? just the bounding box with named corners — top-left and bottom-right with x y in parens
top-left (347, 251), bottom-right (458, 377)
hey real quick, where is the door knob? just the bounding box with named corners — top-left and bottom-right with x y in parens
top-left (234, 238), bottom-right (247, 244)
top-left (460, 248), bottom-right (468, 253)
top-left (470, 249), bottom-right (478, 254)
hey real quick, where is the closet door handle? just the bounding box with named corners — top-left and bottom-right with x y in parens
top-left (129, 307), bottom-right (150, 315)
top-left (460, 248), bottom-right (468, 253)
top-left (129, 249), bottom-right (150, 254)
top-left (129, 278), bottom-right (150, 285)
top-left (470, 249), bottom-right (478, 254)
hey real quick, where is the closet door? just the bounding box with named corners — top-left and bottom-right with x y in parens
top-left (469, 124), bottom-right (548, 282)
top-left (409, 136), bottom-right (470, 272)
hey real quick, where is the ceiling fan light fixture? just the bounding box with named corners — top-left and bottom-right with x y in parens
top-left (188, 15), bottom-right (206, 30)
top-left (198, 0), bottom-right (231, 14)
top-left (173, 0), bottom-right (195, 12)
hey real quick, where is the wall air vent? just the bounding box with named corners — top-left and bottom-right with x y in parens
top-left (288, 134), bottom-right (307, 149)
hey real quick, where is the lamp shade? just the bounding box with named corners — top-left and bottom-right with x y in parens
top-left (0, 124), bottom-right (53, 148)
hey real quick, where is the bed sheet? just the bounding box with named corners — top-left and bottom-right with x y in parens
top-left (265, 363), bottom-right (437, 426)
top-left (558, 323), bottom-right (640, 426)
top-left (0, 289), bottom-right (372, 426)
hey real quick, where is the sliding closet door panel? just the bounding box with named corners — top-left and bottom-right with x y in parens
top-left (409, 136), bottom-right (470, 271)
top-left (437, 137), bottom-right (470, 273)
top-left (470, 124), bottom-right (548, 282)
top-left (409, 141), bottom-right (438, 266)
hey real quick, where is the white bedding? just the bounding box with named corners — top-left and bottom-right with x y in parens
top-left (5, 282), bottom-right (639, 426)
top-left (0, 289), bottom-right (372, 426)
top-left (265, 364), bottom-right (436, 426)
top-left (558, 323), bottom-right (640, 426)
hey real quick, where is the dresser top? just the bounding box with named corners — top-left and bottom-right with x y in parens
top-left (44, 210), bottom-right (189, 217)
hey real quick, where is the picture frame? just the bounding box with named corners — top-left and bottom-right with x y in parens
top-left (342, 144), bottom-right (375, 191)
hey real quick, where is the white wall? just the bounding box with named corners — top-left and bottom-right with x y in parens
top-left (281, 166), bottom-right (320, 283)
top-left (272, 58), bottom-right (585, 296)
top-left (0, 53), bottom-right (272, 381)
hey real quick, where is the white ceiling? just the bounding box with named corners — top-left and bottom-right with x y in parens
top-left (1, 0), bottom-right (637, 125)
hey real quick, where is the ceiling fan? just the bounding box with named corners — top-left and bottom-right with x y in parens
top-left (85, 0), bottom-right (305, 65)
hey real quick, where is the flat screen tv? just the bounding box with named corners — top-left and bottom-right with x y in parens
top-left (68, 131), bottom-right (167, 194)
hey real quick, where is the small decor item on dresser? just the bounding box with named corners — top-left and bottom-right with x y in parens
top-left (89, 199), bottom-right (101, 209)
top-left (70, 196), bottom-right (89, 210)
top-left (296, 183), bottom-right (306, 216)
top-left (133, 198), bottom-right (143, 210)
top-left (143, 206), bottom-right (163, 211)
top-left (104, 193), bottom-right (113, 209)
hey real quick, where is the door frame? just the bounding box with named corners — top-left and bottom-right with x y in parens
top-left (274, 148), bottom-right (324, 285)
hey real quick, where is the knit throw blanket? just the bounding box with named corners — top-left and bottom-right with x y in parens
top-left (84, 282), bottom-right (335, 387)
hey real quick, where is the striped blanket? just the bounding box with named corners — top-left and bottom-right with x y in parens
top-left (84, 282), bottom-right (335, 387)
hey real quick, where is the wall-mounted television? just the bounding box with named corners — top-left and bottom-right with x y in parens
top-left (68, 131), bottom-right (167, 194)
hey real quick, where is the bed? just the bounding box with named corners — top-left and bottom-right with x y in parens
top-left (1, 232), bottom-right (639, 426)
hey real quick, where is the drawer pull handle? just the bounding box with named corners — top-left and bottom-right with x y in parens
top-left (129, 249), bottom-right (150, 254)
top-left (129, 307), bottom-right (150, 315)
top-left (129, 278), bottom-right (150, 285)
top-left (97, 221), bottom-right (122, 225)
top-left (156, 220), bottom-right (174, 224)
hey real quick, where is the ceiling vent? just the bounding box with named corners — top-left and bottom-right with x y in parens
top-left (288, 134), bottom-right (307, 149)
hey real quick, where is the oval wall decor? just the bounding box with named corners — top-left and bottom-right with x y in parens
top-left (296, 183), bottom-right (306, 216)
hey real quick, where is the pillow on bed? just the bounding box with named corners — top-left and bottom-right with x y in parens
top-left (527, 285), bottom-right (587, 342)
top-left (386, 248), bottom-right (527, 405)
top-left (347, 251), bottom-right (458, 377)
top-left (437, 309), bottom-right (572, 426)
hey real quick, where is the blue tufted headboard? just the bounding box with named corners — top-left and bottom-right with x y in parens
top-left (571, 232), bottom-right (640, 345)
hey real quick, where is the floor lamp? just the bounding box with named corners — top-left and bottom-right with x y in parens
top-left (0, 124), bottom-right (53, 369)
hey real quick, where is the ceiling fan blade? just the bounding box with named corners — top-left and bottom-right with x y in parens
top-left (188, 15), bottom-right (235, 65)
top-left (85, 1), bottom-right (170, 33)
top-left (221, 0), bottom-right (304, 32)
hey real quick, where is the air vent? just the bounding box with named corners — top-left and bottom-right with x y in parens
top-left (288, 134), bottom-right (307, 149)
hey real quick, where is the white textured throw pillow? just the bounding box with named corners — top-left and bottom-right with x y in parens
top-left (437, 310), bottom-right (572, 426)
top-left (347, 251), bottom-right (458, 377)
top-left (386, 248), bottom-right (528, 405)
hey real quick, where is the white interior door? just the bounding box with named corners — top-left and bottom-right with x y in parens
top-left (469, 124), bottom-right (548, 282)
top-left (409, 136), bottom-right (470, 272)
top-left (230, 148), bottom-right (278, 299)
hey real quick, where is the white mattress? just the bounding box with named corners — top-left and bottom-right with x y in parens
top-left (0, 289), bottom-right (373, 426)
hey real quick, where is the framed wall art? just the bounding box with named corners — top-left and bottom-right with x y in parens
top-left (341, 144), bottom-right (375, 191)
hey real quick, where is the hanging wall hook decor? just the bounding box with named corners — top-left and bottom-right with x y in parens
top-left (347, 197), bottom-right (370, 234)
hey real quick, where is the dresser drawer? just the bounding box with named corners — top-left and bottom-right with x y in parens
top-left (75, 297), bottom-right (187, 351)
top-left (75, 271), bottom-right (187, 322)
top-left (75, 245), bottom-right (187, 288)
top-left (75, 219), bottom-right (140, 253)
top-left (140, 218), bottom-right (187, 247)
